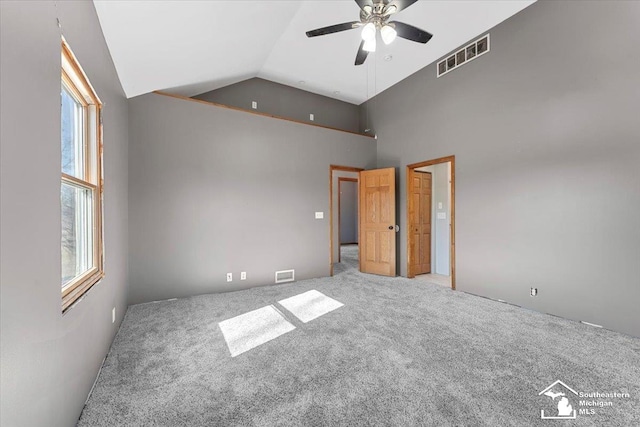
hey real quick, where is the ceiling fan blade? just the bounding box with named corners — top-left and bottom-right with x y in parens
top-left (355, 40), bottom-right (369, 66)
top-left (390, 21), bottom-right (433, 43)
top-left (306, 22), bottom-right (361, 38)
top-left (383, 0), bottom-right (419, 15)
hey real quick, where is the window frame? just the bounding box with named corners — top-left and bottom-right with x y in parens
top-left (61, 38), bottom-right (104, 312)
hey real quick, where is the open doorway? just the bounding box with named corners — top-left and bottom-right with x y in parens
top-left (338, 177), bottom-right (358, 262)
top-left (329, 165), bottom-right (363, 276)
top-left (406, 156), bottom-right (455, 290)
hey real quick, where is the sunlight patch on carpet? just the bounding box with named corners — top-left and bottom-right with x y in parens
top-left (218, 305), bottom-right (295, 357)
top-left (278, 290), bottom-right (344, 323)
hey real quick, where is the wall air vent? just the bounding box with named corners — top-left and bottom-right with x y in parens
top-left (437, 34), bottom-right (490, 77)
top-left (275, 269), bottom-right (295, 284)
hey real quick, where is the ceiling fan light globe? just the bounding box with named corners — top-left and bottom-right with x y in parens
top-left (383, 5), bottom-right (397, 16)
top-left (381, 25), bottom-right (397, 45)
top-left (361, 23), bottom-right (376, 41)
top-left (363, 38), bottom-right (376, 53)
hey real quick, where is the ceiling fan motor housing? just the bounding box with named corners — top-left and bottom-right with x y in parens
top-left (360, 1), bottom-right (395, 29)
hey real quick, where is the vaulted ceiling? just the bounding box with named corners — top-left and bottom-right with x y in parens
top-left (94, 0), bottom-right (535, 104)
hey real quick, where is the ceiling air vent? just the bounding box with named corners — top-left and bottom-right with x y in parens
top-left (275, 269), bottom-right (295, 284)
top-left (437, 34), bottom-right (490, 77)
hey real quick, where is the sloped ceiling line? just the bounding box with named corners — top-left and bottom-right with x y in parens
top-left (94, 0), bottom-right (535, 104)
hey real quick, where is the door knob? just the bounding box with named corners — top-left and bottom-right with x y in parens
top-left (388, 225), bottom-right (394, 230)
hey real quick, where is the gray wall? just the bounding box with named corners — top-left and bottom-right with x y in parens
top-left (434, 163), bottom-right (451, 276)
top-left (194, 78), bottom-right (362, 133)
top-left (128, 93), bottom-right (375, 304)
top-left (0, 1), bottom-right (129, 426)
top-left (366, 1), bottom-right (640, 337)
top-left (339, 180), bottom-right (358, 245)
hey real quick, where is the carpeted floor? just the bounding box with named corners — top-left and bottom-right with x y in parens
top-left (79, 246), bottom-right (640, 426)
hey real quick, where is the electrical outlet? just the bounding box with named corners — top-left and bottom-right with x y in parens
top-left (112, 307), bottom-right (115, 323)
top-left (251, 101), bottom-right (257, 109)
top-left (309, 113), bottom-right (314, 121)
top-left (226, 273), bottom-right (232, 282)
top-left (241, 272), bottom-right (246, 280)
top-left (530, 287), bottom-right (538, 296)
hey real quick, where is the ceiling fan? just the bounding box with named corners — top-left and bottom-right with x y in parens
top-left (305, 0), bottom-right (433, 66)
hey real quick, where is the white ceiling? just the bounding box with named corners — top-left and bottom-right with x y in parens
top-left (94, 0), bottom-right (535, 104)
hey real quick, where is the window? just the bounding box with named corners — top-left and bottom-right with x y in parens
top-left (61, 38), bottom-right (103, 311)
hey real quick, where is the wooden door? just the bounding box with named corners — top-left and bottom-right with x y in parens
top-left (359, 168), bottom-right (396, 276)
top-left (409, 170), bottom-right (432, 275)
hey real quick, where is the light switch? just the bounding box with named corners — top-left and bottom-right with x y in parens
top-left (437, 212), bottom-right (447, 220)
top-left (315, 212), bottom-right (324, 219)
top-left (438, 202), bottom-right (443, 209)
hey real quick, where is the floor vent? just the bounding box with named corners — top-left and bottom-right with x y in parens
top-left (275, 269), bottom-right (295, 284)
top-left (437, 34), bottom-right (490, 77)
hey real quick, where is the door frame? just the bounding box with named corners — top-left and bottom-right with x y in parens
top-left (330, 165), bottom-right (364, 276)
top-left (406, 155), bottom-right (456, 289)
top-left (338, 177), bottom-right (359, 262)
